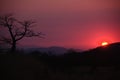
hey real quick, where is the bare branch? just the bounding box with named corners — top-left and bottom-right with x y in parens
top-left (0, 14), bottom-right (45, 52)
top-left (25, 30), bottom-right (45, 38)
top-left (0, 36), bottom-right (12, 45)
top-left (15, 20), bottom-right (34, 41)
top-left (17, 20), bottom-right (35, 27)
top-left (0, 14), bottom-right (16, 27)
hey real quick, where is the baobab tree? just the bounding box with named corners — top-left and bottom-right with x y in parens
top-left (0, 14), bottom-right (44, 53)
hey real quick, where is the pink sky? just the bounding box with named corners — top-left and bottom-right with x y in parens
top-left (0, 0), bottom-right (120, 49)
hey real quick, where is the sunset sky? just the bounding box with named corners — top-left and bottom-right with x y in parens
top-left (0, 0), bottom-right (120, 49)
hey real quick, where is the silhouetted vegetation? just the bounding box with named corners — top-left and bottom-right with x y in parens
top-left (0, 42), bottom-right (120, 80)
top-left (0, 14), bottom-right (44, 53)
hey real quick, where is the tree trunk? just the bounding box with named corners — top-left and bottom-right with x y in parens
top-left (10, 41), bottom-right (16, 53)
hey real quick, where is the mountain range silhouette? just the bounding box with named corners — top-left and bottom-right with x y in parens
top-left (60, 42), bottom-right (120, 66)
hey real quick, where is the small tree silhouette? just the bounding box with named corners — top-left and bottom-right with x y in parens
top-left (0, 14), bottom-right (44, 53)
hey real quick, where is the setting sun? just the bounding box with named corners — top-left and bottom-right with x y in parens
top-left (101, 41), bottom-right (109, 46)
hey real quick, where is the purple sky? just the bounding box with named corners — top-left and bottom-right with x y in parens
top-left (0, 0), bottom-right (120, 49)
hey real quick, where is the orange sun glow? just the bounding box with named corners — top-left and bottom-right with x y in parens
top-left (101, 41), bottom-right (109, 46)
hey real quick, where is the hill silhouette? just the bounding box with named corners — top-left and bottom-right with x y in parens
top-left (1, 42), bottom-right (120, 80)
top-left (82, 42), bottom-right (120, 66)
top-left (23, 46), bottom-right (67, 55)
top-left (57, 42), bottom-right (120, 66)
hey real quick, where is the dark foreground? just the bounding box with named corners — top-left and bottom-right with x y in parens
top-left (1, 42), bottom-right (120, 80)
top-left (0, 53), bottom-right (120, 80)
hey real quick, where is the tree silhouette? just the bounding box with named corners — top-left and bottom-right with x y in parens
top-left (0, 14), bottom-right (44, 53)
